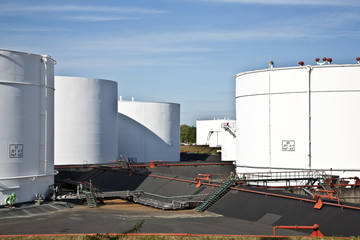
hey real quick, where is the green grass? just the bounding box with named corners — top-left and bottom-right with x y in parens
top-left (180, 145), bottom-right (220, 154)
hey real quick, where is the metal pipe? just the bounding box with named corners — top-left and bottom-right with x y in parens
top-left (268, 71), bottom-right (272, 168)
top-left (273, 224), bottom-right (321, 237)
top-left (41, 55), bottom-right (48, 174)
top-left (306, 65), bottom-right (313, 169)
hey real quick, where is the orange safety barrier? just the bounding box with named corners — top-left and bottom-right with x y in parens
top-left (149, 160), bottom-right (165, 168)
top-left (273, 224), bottom-right (324, 237)
top-left (314, 198), bottom-right (324, 209)
top-left (313, 189), bottom-right (340, 204)
top-left (194, 174), bottom-right (212, 187)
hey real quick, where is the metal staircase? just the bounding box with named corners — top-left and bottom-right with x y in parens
top-left (119, 155), bottom-right (132, 169)
top-left (80, 181), bottom-right (97, 208)
top-left (314, 175), bottom-right (345, 203)
top-left (221, 123), bottom-right (236, 138)
top-left (196, 180), bottom-right (235, 212)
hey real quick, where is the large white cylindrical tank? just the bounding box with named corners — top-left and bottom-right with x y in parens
top-left (55, 76), bottom-right (118, 165)
top-left (0, 49), bottom-right (56, 205)
top-left (235, 64), bottom-right (360, 177)
top-left (118, 100), bottom-right (180, 163)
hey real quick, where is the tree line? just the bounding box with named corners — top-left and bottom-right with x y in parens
top-left (180, 124), bottom-right (196, 144)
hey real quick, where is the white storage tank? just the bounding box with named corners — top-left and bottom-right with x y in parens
top-left (196, 119), bottom-right (234, 147)
top-left (55, 76), bottom-right (118, 165)
top-left (235, 64), bottom-right (360, 177)
top-left (0, 49), bottom-right (56, 205)
top-left (118, 100), bottom-right (180, 163)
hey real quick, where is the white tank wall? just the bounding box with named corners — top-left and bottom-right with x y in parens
top-left (221, 121), bottom-right (237, 161)
top-left (55, 76), bottom-right (118, 165)
top-left (118, 100), bottom-right (180, 163)
top-left (235, 64), bottom-right (360, 177)
top-left (0, 49), bottom-right (55, 205)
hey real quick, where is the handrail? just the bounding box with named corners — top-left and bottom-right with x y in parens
top-left (132, 190), bottom-right (207, 202)
top-left (238, 170), bottom-right (328, 181)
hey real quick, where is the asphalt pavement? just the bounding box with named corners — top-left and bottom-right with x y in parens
top-left (0, 199), bottom-right (303, 237)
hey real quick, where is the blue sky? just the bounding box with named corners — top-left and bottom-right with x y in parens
top-left (1, 0), bottom-right (359, 126)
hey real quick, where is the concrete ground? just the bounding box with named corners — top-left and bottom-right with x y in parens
top-left (0, 199), bottom-right (304, 237)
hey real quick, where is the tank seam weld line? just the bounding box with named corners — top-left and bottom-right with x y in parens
top-left (0, 80), bottom-right (55, 90)
top-left (236, 89), bottom-right (360, 98)
top-left (0, 171), bottom-right (58, 181)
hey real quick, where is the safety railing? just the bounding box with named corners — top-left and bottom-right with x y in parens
top-left (131, 190), bottom-right (208, 209)
top-left (238, 170), bottom-right (328, 182)
top-left (221, 122), bottom-right (236, 138)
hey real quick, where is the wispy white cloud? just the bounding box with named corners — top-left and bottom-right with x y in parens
top-left (63, 16), bottom-right (140, 22)
top-left (0, 27), bottom-right (68, 32)
top-left (0, 4), bottom-right (167, 14)
top-left (48, 23), bottom-right (359, 59)
top-left (72, 28), bottom-right (327, 52)
top-left (202, 0), bottom-right (360, 7)
top-left (312, 12), bottom-right (360, 28)
top-left (55, 55), bottom-right (200, 68)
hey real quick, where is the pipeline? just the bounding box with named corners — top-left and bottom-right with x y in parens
top-left (274, 224), bottom-right (323, 237)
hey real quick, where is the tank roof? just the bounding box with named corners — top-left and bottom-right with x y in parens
top-left (235, 63), bottom-right (360, 78)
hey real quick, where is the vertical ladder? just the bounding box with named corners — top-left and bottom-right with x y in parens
top-left (196, 180), bottom-right (235, 212)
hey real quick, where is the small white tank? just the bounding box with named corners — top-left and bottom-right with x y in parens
top-left (55, 76), bottom-right (118, 165)
top-left (0, 49), bottom-right (56, 205)
top-left (118, 100), bottom-right (180, 163)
